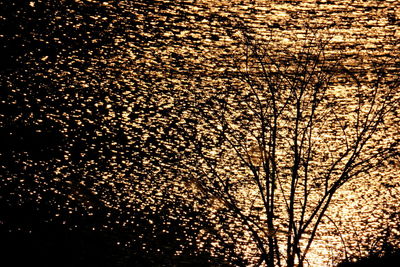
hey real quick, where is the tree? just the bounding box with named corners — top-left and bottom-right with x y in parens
top-left (182, 29), bottom-right (400, 266)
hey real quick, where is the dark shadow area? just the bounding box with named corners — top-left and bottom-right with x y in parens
top-left (337, 245), bottom-right (400, 267)
top-left (1, 197), bottom-right (237, 267)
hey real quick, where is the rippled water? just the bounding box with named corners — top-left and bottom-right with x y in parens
top-left (1, 0), bottom-right (399, 266)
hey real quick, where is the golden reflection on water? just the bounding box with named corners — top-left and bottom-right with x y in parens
top-left (184, 1), bottom-right (399, 266)
top-left (2, 0), bottom-right (398, 266)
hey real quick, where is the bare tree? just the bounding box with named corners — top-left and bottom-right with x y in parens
top-left (183, 30), bottom-right (400, 266)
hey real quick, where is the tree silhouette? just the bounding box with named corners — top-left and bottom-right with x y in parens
top-left (2, 1), bottom-right (399, 266)
top-left (182, 30), bottom-right (400, 266)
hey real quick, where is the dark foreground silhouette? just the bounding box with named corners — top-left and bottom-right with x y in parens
top-left (337, 245), bottom-right (400, 267)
